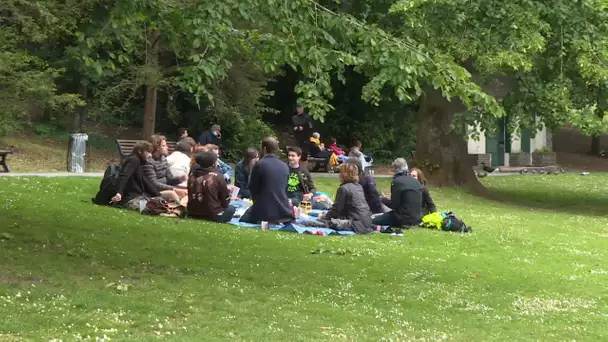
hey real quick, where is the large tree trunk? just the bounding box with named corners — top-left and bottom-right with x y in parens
top-left (414, 88), bottom-right (489, 195)
top-left (590, 135), bottom-right (601, 155)
top-left (142, 29), bottom-right (160, 139)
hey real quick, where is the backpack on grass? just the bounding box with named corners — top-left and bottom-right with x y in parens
top-left (92, 164), bottom-right (120, 205)
top-left (421, 211), bottom-right (472, 233)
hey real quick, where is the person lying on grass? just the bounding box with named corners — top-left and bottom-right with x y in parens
top-left (240, 137), bottom-right (294, 224)
top-left (234, 147), bottom-right (259, 199)
top-left (344, 157), bottom-right (387, 214)
top-left (410, 167), bottom-right (437, 217)
top-left (142, 134), bottom-right (187, 203)
top-left (110, 141), bottom-right (161, 209)
top-left (286, 146), bottom-right (328, 208)
top-left (372, 158), bottom-right (422, 228)
top-left (187, 151), bottom-right (236, 223)
top-left (318, 163), bottom-right (375, 234)
top-left (167, 137), bottom-right (196, 188)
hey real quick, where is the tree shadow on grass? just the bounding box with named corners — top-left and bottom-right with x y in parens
top-left (481, 174), bottom-right (608, 217)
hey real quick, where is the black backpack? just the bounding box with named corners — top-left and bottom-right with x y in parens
top-left (442, 211), bottom-right (472, 233)
top-left (92, 164), bottom-right (120, 205)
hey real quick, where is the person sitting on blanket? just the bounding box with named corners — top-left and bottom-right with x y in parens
top-left (240, 137), bottom-right (294, 224)
top-left (187, 151), bottom-right (236, 223)
top-left (167, 137), bottom-right (196, 188)
top-left (141, 134), bottom-right (187, 203)
top-left (318, 163), bottom-right (375, 234)
top-left (410, 167), bottom-right (437, 216)
top-left (205, 144), bottom-right (234, 183)
top-left (344, 157), bottom-right (388, 214)
top-left (110, 141), bottom-right (161, 210)
top-left (372, 158), bottom-right (422, 228)
top-left (235, 147), bottom-right (259, 199)
top-left (309, 132), bottom-right (339, 169)
top-left (286, 146), bottom-right (316, 206)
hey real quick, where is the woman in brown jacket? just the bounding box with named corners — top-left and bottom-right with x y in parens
top-left (187, 151), bottom-right (236, 223)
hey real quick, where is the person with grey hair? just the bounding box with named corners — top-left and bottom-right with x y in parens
top-left (167, 137), bottom-right (196, 188)
top-left (371, 157), bottom-right (422, 230)
top-left (198, 124), bottom-right (222, 147)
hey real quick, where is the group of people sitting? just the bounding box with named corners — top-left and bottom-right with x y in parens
top-left (292, 103), bottom-right (372, 173)
top-left (106, 132), bottom-right (435, 234)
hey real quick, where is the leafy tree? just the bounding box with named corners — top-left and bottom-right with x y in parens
top-left (0, 0), bottom-right (83, 135)
top-left (318, 0), bottom-right (608, 193)
top-left (73, 0), bottom-right (500, 138)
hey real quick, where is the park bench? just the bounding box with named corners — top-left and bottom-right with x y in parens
top-left (0, 149), bottom-right (12, 173)
top-left (285, 145), bottom-right (334, 173)
top-left (116, 139), bottom-right (176, 162)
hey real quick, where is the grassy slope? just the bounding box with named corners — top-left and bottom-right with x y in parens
top-left (0, 133), bottom-right (119, 173)
top-left (0, 176), bottom-right (607, 341)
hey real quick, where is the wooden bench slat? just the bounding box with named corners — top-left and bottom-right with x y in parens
top-left (116, 139), bottom-right (176, 160)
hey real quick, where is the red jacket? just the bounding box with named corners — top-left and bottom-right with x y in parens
top-left (327, 143), bottom-right (345, 156)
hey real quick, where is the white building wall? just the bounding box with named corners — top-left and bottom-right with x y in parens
top-left (531, 124), bottom-right (548, 151)
top-left (467, 125), bottom-right (486, 154)
top-left (511, 132), bottom-right (522, 153)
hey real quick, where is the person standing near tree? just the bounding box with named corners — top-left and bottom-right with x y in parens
top-left (198, 124), bottom-right (222, 148)
top-left (291, 103), bottom-right (312, 161)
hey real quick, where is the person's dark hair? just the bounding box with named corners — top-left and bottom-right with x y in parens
top-left (178, 127), bottom-right (188, 137)
top-left (261, 137), bottom-right (279, 154)
top-left (287, 146), bottom-right (302, 156)
top-left (148, 134), bottom-right (166, 152)
top-left (194, 151), bottom-right (218, 169)
top-left (243, 148), bottom-right (259, 165)
top-left (345, 157), bottom-right (363, 176)
top-left (331, 137), bottom-right (337, 144)
top-left (132, 141), bottom-right (153, 160)
top-left (352, 140), bottom-right (362, 148)
top-left (175, 138), bottom-right (195, 154)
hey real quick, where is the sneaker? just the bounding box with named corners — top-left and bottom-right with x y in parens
top-left (395, 229), bottom-right (404, 237)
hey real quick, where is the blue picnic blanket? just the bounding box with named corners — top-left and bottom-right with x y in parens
top-left (228, 200), bottom-right (355, 236)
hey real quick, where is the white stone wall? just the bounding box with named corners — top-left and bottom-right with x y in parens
top-left (531, 124), bottom-right (548, 151)
top-left (467, 125), bottom-right (486, 154)
top-left (511, 132), bottom-right (522, 153)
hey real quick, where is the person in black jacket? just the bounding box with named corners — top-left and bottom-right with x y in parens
top-left (410, 168), bottom-right (437, 216)
top-left (372, 158), bottom-right (422, 227)
top-left (286, 146), bottom-right (316, 206)
top-left (240, 137), bottom-right (294, 224)
top-left (344, 157), bottom-right (386, 214)
top-left (198, 124), bottom-right (222, 147)
top-left (110, 141), bottom-right (161, 210)
top-left (234, 147), bottom-right (259, 199)
top-left (291, 103), bottom-right (312, 160)
top-left (318, 163), bottom-right (375, 234)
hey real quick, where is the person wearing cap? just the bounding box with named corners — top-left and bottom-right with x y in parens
top-left (198, 124), bottom-right (222, 147)
top-left (291, 103), bottom-right (312, 160)
top-left (187, 151), bottom-right (236, 223)
top-left (372, 158), bottom-right (422, 228)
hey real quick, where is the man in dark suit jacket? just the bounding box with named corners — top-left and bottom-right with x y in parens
top-left (372, 158), bottom-right (422, 227)
top-left (198, 124), bottom-right (222, 147)
top-left (240, 137), bottom-right (294, 224)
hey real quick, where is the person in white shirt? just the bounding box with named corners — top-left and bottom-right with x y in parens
top-left (167, 138), bottom-right (196, 188)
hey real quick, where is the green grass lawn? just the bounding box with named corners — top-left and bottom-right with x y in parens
top-left (1, 175), bottom-right (607, 341)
